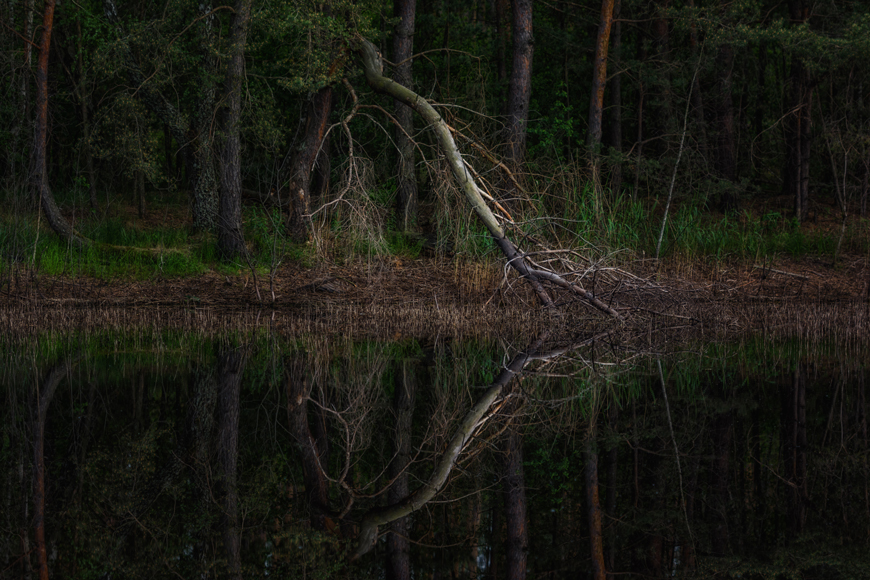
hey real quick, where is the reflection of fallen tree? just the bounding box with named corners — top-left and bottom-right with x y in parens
top-left (348, 331), bottom-right (614, 561)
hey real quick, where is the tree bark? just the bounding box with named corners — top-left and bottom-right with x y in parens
top-left (279, 87), bottom-right (333, 242)
top-left (505, 0), bottom-right (533, 171)
top-left (607, 0), bottom-right (622, 195)
top-left (781, 364), bottom-right (807, 539)
top-left (218, 0), bottom-right (252, 261)
top-left (33, 0), bottom-right (85, 245)
top-left (713, 41), bottom-right (738, 211)
top-left (784, 0), bottom-right (812, 222)
top-left (393, 0), bottom-right (418, 230)
top-left (587, 0), bottom-right (616, 150)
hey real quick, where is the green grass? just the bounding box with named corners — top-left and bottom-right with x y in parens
top-left (2, 184), bottom-right (867, 282)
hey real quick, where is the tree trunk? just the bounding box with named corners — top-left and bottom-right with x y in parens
top-left (280, 87), bottom-right (333, 242)
top-left (33, 0), bottom-right (85, 245)
top-left (587, 0), bottom-right (616, 151)
top-left (218, 0), bottom-right (252, 261)
top-left (713, 42), bottom-right (738, 211)
top-left (607, 0), bottom-right (622, 195)
top-left (785, 0), bottom-right (812, 222)
top-left (387, 359), bottom-right (416, 580)
top-left (189, 2), bottom-right (219, 231)
top-left (503, 424), bottom-right (528, 580)
top-left (393, 0), bottom-right (418, 231)
top-left (505, 0), bottom-right (533, 172)
top-left (604, 404), bottom-right (619, 578)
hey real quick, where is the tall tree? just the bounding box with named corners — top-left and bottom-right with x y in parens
top-left (393, 0), bottom-right (418, 231)
top-left (505, 0), bottom-right (533, 182)
top-left (587, 0), bottom-right (617, 206)
top-left (218, 0), bottom-right (253, 261)
top-left (784, 0), bottom-right (813, 222)
top-left (32, 0), bottom-right (85, 245)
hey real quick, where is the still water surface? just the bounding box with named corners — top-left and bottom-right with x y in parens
top-left (2, 316), bottom-right (868, 579)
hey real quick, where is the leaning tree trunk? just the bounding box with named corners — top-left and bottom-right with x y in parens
top-left (33, 0), bottom-right (85, 246)
top-left (355, 37), bottom-right (621, 319)
top-left (393, 0), bottom-right (418, 231)
top-left (217, 0), bottom-right (252, 261)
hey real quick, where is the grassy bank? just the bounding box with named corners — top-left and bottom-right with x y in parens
top-left (1, 185), bottom-right (868, 283)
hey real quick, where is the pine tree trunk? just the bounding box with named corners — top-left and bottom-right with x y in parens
top-left (217, 349), bottom-right (245, 580)
top-left (387, 359), bottom-right (415, 580)
top-left (607, 0), bottom-right (623, 195)
top-left (393, 0), bottom-right (418, 231)
top-left (505, 0), bottom-right (533, 172)
top-left (218, 0), bottom-right (252, 261)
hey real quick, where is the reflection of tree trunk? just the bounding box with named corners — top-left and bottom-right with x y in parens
top-left (217, 349), bottom-right (246, 580)
top-left (279, 87), bottom-right (333, 243)
top-left (286, 355), bottom-right (331, 531)
top-left (393, 0), bottom-right (418, 230)
top-left (387, 359), bottom-right (415, 580)
top-left (604, 404), bottom-right (618, 578)
top-left (710, 409), bottom-right (733, 556)
top-left (32, 359), bottom-right (75, 580)
top-left (586, 433), bottom-right (606, 580)
top-left (781, 364), bottom-right (807, 539)
top-left (503, 422), bottom-right (527, 580)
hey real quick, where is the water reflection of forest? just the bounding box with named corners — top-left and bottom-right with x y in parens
top-left (2, 330), bottom-right (868, 579)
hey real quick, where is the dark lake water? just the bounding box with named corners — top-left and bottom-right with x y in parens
top-left (2, 313), bottom-right (869, 579)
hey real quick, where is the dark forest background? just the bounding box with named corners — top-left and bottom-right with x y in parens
top-left (2, 0), bottom-right (869, 261)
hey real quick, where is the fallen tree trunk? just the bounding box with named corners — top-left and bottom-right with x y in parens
top-left (354, 37), bottom-right (620, 319)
